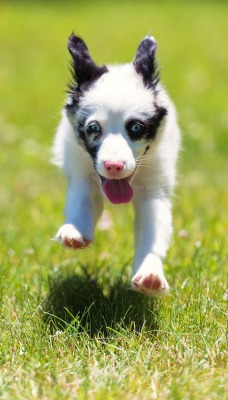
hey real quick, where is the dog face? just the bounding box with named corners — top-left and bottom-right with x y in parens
top-left (66, 34), bottom-right (167, 203)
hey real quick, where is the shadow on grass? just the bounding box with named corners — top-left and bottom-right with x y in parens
top-left (44, 267), bottom-right (159, 338)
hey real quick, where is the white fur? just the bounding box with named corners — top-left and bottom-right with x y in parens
top-left (53, 61), bottom-right (180, 296)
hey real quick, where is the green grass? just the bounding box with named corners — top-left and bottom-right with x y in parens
top-left (0, 1), bottom-right (227, 399)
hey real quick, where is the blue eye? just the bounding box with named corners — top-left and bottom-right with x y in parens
top-left (127, 120), bottom-right (145, 136)
top-left (87, 121), bottom-right (101, 134)
top-left (131, 123), bottom-right (143, 133)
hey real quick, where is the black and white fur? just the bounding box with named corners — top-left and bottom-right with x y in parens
top-left (53, 34), bottom-right (181, 296)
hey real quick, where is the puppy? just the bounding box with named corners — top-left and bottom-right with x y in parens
top-left (53, 34), bottom-right (181, 295)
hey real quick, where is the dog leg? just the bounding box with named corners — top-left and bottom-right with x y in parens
top-left (131, 197), bottom-right (172, 296)
top-left (55, 177), bottom-right (103, 249)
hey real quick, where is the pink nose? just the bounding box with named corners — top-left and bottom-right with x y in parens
top-left (104, 160), bottom-right (124, 174)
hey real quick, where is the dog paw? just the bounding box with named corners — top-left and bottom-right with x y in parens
top-left (131, 272), bottom-right (169, 296)
top-left (131, 254), bottom-right (169, 296)
top-left (54, 224), bottom-right (92, 249)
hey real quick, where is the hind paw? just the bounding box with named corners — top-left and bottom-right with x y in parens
top-left (54, 224), bottom-right (92, 249)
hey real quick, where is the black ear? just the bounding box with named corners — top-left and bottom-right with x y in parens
top-left (134, 36), bottom-right (159, 88)
top-left (68, 33), bottom-right (107, 87)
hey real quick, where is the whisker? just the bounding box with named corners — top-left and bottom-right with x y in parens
top-left (136, 155), bottom-right (155, 160)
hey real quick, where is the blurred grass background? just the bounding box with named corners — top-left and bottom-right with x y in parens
top-left (0, 1), bottom-right (227, 399)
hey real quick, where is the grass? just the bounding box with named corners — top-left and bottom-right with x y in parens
top-left (0, 0), bottom-right (227, 398)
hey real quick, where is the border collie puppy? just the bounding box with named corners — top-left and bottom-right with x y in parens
top-left (53, 34), bottom-right (181, 296)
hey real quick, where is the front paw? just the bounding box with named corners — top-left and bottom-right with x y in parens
top-left (54, 224), bottom-right (92, 249)
top-left (131, 254), bottom-right (169, 296)
top-left (131, 273), bottom-right (169, 296)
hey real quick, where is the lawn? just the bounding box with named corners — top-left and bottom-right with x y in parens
top-left (0, 0), bottom-right (227, 399)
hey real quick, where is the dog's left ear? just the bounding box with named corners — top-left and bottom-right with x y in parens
top-left (134, 36), bottom-right (158, 88)
top-left (68, 33), bottom-right (107, 87)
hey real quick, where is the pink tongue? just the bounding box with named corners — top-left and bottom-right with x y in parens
top-left (102, 178), bottom-right (133, 204)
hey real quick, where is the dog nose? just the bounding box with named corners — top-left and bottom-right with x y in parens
top-left (104, 160), bottom-right (124, 174)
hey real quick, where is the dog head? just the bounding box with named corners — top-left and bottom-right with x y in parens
top-left (66, 34), bottom-right (168, 203)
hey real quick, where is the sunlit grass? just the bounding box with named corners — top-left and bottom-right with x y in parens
top-left (0, 1), bottom-right (227, 399)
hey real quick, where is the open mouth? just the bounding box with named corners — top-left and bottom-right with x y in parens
top-left (99, 169), bottom-right (136, 205)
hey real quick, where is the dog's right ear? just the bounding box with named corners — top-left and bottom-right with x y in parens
top-left (68, 34), bottom-right (107, 87)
